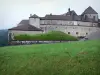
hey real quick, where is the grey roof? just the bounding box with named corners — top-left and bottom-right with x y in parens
top-left (82, 6), bottom-right (98, 15)
top-left (64, 10), bottom-right (77, 16)
top-left (29, 14), bottom-right (39, 18)
top-left (73, 15), bottom-right (81, 21)
top-left (41, 15), bottom-right (73, 20)
top-left (9, 24), bottom-right (43, 31)
top-left (40, 10), bottom-right (82, 21)
top-left (18, 20), bottom-right (29, 25)
top-left (40, 14), bottom-right (81, 21)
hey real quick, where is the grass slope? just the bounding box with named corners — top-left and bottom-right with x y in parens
top-left (0, 40), bottom-right (100, 75)
top-left (14, 31), bottom-right (78, 41)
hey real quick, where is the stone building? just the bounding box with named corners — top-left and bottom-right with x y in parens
top-left (9, 6), bottom-right (100, 40)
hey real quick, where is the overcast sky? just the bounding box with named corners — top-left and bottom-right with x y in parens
top-left (0, 0), bottom-right (100, 29)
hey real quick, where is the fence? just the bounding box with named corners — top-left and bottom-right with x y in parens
top-left (9, 40), bottom-right (76, 45)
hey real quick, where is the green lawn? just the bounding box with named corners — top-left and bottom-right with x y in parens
top-left (0, 40), bottom-right (100, 75)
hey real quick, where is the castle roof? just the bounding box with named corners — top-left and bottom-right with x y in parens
top-left (18, 20), bottom-right (29, 25)
top-left (9, 24), bottom-right (43, 31)
top-left (82, 6), bottom-right (98, 15)
top-left (40, 14), bottom-right (81, 21)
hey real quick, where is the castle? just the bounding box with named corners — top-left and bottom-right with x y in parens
top-left (9, 6), bottom-right (100, 40)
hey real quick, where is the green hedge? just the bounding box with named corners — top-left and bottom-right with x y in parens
top-left (14, 31), bottom-right (78, 41)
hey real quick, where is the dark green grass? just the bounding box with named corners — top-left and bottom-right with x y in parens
top-left (14, 31), bottom-right (78, 41)
top-left (0, 40), bottom-right (100, 75)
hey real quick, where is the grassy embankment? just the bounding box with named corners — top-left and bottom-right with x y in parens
top-left (14, 31), bottom-right (78, 41)
top-left (0, 40), bottom-right (100, 75)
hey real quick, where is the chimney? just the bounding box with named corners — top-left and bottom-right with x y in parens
top-left (30, 14), bottom-right (32, 17)
top-left (50, 13), bottom-right (52, 16)
top-left (68, 8), bottom-right (70, 12)
top-left (68, 8), bottom-right (71, 16)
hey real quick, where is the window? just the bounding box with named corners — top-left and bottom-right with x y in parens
top-left (45, 27), bottom-right (47, 31)
top-left (69, 22), bottom-right (72, 25)
top-left (73, 27), bottom-right (77, 29)
top-left (56, 27), bottom-right (57, 28)
top-left (68, 32), bottom-right (70, 34)
top-left (86, 33), bottom-right (88, 35)
top-left (40, 27), bottom-right (43, 29)
top-left (89, 28), bottom-right (91, 31)
top-left (75, 27), bottom-right (77, 29)
top-left (76, 32), bottom-right (78, 35)
top-left (84, 15), bottom-right (87, 20)
top-left (93, 16), bottom-right (95, 21)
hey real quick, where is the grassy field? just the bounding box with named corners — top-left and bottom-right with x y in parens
top-left (0, 40), bottom-right (100, 75)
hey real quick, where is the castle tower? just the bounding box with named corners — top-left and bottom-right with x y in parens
top-left (29, 14), bottom-right (40, 28)
top-left (82, 6), bottom-right (98, 22)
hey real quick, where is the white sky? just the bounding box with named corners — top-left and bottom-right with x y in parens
top-left (0, 0), bottom-right (100, 29)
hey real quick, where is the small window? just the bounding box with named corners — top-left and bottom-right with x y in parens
top-left (75, 27), bottom-right (77, 29)
top-left (86, 33), bottom-right (88, 35)
top-left (68, 32), bottom-right (70, 34)
top-left (89, 28), bottom-right (91, 31)
top-left (69, 22), bottom-right (72, 25)
top-left (76, 32), bottom-right (78, 35)
top-left (85, 15), bottom-right (87, 20)
top-left (40, 27), bottom-right (44, 29)
top-left (93, 16), bottom-right (95, 20)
